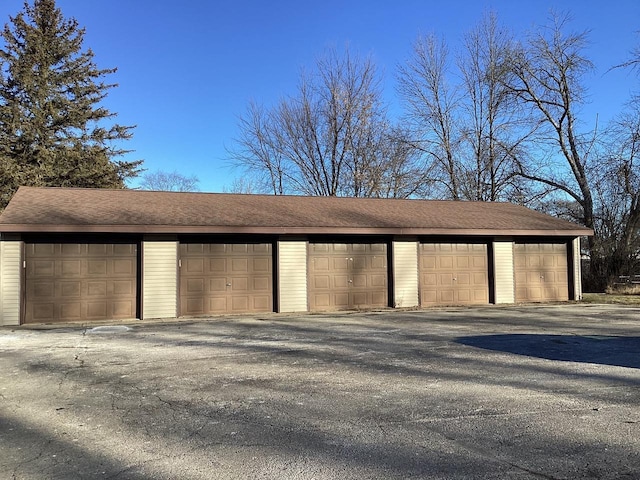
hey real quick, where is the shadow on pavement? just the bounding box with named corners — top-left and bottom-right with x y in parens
top-left (456, 334), bottom-right (640, 369)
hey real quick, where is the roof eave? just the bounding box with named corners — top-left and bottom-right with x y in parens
top-left (0, 224), bottom-right (595, 237)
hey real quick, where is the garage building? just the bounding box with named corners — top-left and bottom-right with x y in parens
top-left (0, 187), bottom-right (592, 325)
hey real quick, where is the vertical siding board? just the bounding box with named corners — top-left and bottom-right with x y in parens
top-left (1, 241), bottom-right (22, 326)
top-left (572, 238), bottom-right (582, 300)
top-left (393, 241), bottom-right (419, 308)
top-left (278, 241), bottom-right (308, 312)
top-left (142, 241), bottom-right (178, 319)
top-left (493, 241), bottom-right (515, 304)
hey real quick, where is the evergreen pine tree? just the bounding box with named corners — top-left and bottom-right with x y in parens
top-left (0, 0), bottom-right (142, 208)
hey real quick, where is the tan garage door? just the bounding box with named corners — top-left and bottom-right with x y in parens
top-left (420, 243), bottom-right (489, 306)
top-left (514, 243), bottom-right (568, 302)
top-left (308, 243), bottom-right (388, 311)
top-left (24, 243), bottom-right (138, 324)
top-left (179, 243), bottom-right (272, 315)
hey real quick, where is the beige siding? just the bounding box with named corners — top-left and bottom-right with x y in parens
top-left (493, 241), bottom-right (515, 304)
top-left (143, 241), bottom-right (178, 319)
top-left (572, 238), bottom-right (582, 300)
top-left (1, 241), bottom-right (22, 326)
top-left (278, 241), bottom-right (308, 312)
top-left (393, 241), bottom-right (419, 307)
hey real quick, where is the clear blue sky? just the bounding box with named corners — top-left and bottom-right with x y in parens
top-left (2, 0), bottom-right (639, 192)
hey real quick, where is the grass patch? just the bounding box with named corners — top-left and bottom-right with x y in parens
top-left (582, 293), bottom-right (640, 306)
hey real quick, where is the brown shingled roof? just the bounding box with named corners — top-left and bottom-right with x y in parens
top-left (0, 186), bottom-right (593, 236)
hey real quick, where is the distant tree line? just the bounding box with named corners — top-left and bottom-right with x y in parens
top-left (231, 12), bottom-right (640, 291)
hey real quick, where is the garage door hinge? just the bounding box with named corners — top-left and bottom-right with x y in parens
top-left (23, 260), bottom-right (26, 268)
top-left (178, 259), bottom-right (182, 268)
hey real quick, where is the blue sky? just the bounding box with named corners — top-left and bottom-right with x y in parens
top-left (2, 0), bottom-right (639, 192)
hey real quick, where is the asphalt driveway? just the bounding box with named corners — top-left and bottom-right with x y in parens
top-left (1, 304), bottom-right (639, 479)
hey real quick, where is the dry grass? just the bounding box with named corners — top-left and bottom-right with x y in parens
top-left (582, 292), bottom-right (640, 306)
top-left (606, 284), bottom-right (640, 295)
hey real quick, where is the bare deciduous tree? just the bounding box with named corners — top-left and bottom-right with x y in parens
top-left (504, 13), bottom-right (596, 230)
top-left (139, 170), bottom-right (200, 192)
top-left (458, 12), bottom-right (525, 201)
top-left (231, 47), bottom-right (424, 198)
top-left (591, 106), bottom-right (640, 285)
top-left (397, 34), bottom-right (462, 199)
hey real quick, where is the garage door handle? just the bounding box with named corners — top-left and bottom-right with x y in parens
top-left (348, 279), bottom-right (353, 283)
top-left (226, 283), bottom-right (232, 287)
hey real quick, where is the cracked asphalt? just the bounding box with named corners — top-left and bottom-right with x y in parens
top-left (1, 304), bottom-right (639, 479)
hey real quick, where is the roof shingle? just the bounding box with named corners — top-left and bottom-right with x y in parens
top-left (0, 187), bottom-right (593, 236)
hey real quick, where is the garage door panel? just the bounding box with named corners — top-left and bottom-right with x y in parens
top-left (422, 290), bottom-right (437, 303)
top-left (352, 256), bottom-right (367, 270)
top-left (61, 282), bottom-right (81, 297)
top-left (456, 257), bottom-right (470, 268)
top-left (514, 243), bottom-right (568, 302)
top-left (179, 243), bottom-right (273, 315)
top-left (308, 243), bottom-right (388, 311)
top-left (112, 301), bottom-right (134, 317)
top-left (352, 274), bottom-right (367, 288)
top-left (87, 281), bottom-right (106, 296)
top-left (472, 256), bottom-right (487, 268)
top-left (88, 260), bottom-right (107, 275)
top-left (371, 256), bottom-right (386, 269)
top-left (62, 260), bottom-right (81, 275)
top-left (87, 244), bottom-right (107, 255)
top-left (209, 277), bottom-right (226, 292)
top-left (187, 278), bottom-right (205, 293)
top-left (313, 275), bottom-right (330, 289)
top-left (334, 293), bottom-right (350, 307)
top-left (332, 257), bottom-right (349, 271)
top-left (334, 275), bottom-right (349, 288)
top-left (253, 258), bottom-right (270, 272)
top-left (113, 259), bottom-right (134, 275)
top-left (184, 297), bottom-right (204, 315)
top-left (60, 303), bottom-right (81, 320)
top-left (440, 290), bottom-right (454, 303)
top-left (61, 244), bottom-right (82, 256)
top-left (313, 257), bottom-right (330, 271)
top-left (113, 280), bottom-right (134, 295)
top-left (209, 258), bottom-right (226, 272)
top-left (312, 293), bottom-right (331, 308)
top-left (231, 258), bottom-right (249, 273)
top-left (232, 277), bottom-right (248, 291)
top-left (457, 290), bottom-right (471, 302)
top-left (33, 260), bottom-right (55, 276)
top-left (352, 291), bottom-right (368, 305)
top-left (25, 243), bottom-right (138, 324)
top-left (86, 302), bottom-right (108, 319)
top-left (421, 257), bottom-right (436, 269)
top-left (208, 297), bottom-right (227, 312)
top-left (186, 258), bottom-right (204, 273)
top-left (33, 303), bottom-right (55, 321)
top-left (473, 289), bottom-right (487, 301)
top-left (231, 296), bottom-right (249, 311)
top-left (33, 282), bottom-right (55, 298)
top-left (440, 273), bottom-right (454, 286)
top-left (370, 289), bottom-right (388, 306)
top-left (252, 295), bottom-right (271, 310)
top-left (439, 256), bottom-right (454, 269)
top-left (422, 273), bottom-right (437, 286)
top-left (253, 276), bottom-right (271, 291)
top-left (420, 243), bottom-right (488, 306)
top-left (231, 244), bottom-right (248, 254)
